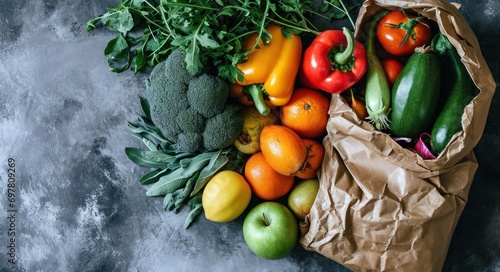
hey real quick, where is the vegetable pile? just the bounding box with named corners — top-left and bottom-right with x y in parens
top-left (88, 0), bottom-right (361, 228)
top-left (349, 9), bottom-right (478, 159)
top-left (86, 0), bottom-right (356, 80)
top-left (88, 0), bottom-right (477, 242)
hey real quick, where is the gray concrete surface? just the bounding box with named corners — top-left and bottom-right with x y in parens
top-left (0, 0), bottom-right (499, 271)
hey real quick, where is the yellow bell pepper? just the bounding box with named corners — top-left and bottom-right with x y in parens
top-left (229, 24), bottom-right (302, 116)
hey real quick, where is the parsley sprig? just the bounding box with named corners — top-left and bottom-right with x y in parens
top-left (86, 0), bottom-right (359, 80)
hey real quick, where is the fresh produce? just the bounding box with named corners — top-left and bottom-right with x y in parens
top-left (230, 24), bottom-right (302, 116)
top-left (146, 49), bottom-right (243, 153)
top-left (376, 10), bottom-right (432, 56)
top-left (244, 152), bottom-right (294, 200)
top-left (86, 0), bottom-right (357, 78)
top-left (233, 106), bottom-right (280, 155)
top-left (287, 178), bottom-right (320, 220)
top-left (390, 46), bottom-right (441, 138)
top-left (430, 34), bottom-right (476, 154)
top-left (125, 96), bottom-right (247, 228)
top-left (365, 12), bottom-right (392, 131)
top-left (295, 139), bottom-right (325, 180)
top-left (381, 58), bottom-right (404, 87)
top-left (242, 202), bottom-right (299, 260)
top-left (202, 170), bottom-right (252, 223)
top-left (300, 27), bottom-right (367, 94)
top-left (260, 125), bottom-right (308, 176)
top-left (346, 89), bottom-right (368, 120)
top-left (279, 88), bottom-right (330, 139)
top-left (414, 133), bottom-right (437, 160)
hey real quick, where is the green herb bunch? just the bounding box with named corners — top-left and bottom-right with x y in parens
top-left (86, 0), bottom-right (358, 80)
top-left (125, 97), bottom-right (248, 228)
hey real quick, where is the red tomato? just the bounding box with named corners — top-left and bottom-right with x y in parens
top-left (381, 58), bottom-right (404, 86)
top-left (377, 10), bottom-right (432, 56)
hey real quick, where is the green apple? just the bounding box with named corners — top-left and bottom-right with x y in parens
top-left (242, 201), bottom-right (299, 260)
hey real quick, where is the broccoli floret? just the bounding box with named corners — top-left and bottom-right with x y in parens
top-left (176, 132), bottom-right (203, 153)
top-left (187, 74), bottom-right (229, 118)
top-left (176, 108), bottom-right (205, 133)
top-left (203, 107), bottom-right (243, 151)
top-left (146, 49), bottom-right (193, 141)
top-left (145, 49), bottom-right (243, 153)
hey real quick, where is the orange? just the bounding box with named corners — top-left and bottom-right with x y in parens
top-left (280, 88), bottom-right (330, 138)
top-left (244, 152), bottom-right (295, 200)
top-left (295, 139), bottom-right (325, 179)
top-left (260, 125), bottom-right (308, 176)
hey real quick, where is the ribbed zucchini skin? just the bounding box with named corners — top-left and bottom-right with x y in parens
top-left (430, 34), bottom-right (476, 154)
top-left (390, 48), bottom-right (441, 138)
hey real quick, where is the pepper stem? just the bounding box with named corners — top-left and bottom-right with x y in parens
top-left (245, 85), bottom-right (271, 116)
top-left (333, 27), bottom-right (356, 65)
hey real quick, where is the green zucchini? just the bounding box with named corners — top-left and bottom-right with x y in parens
top-left (390, 46), bottom-right (441, 138)
top-left (430, 34), bottom-right (476, 154)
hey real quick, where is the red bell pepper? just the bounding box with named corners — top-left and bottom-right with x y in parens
top-left (300, 27), bottom-right (367, 94)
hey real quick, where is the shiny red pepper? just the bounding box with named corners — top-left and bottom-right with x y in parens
top-left (299, 27), bottom-right (368, 94)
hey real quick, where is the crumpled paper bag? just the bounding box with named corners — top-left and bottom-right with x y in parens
top-left (299, 0), bottom-right (496, 271)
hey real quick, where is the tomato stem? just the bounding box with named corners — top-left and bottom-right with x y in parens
top-left (384, 9), bottom-right (430, 46)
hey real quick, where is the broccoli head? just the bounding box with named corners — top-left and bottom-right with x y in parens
top-left (146, 49), bottom-right (192, 142)
top-left (187, 74), bottom-right (228, 118)
top-left (145, 49), bottom-right (242, 153)
top-left (203, 107), bottom-right (244, 151)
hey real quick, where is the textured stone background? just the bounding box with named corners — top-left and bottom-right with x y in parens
top-left (0, 0), bottom-right (498, 271)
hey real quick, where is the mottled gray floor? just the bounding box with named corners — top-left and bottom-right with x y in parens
top-left (0, 0), bottom-right (499, 271)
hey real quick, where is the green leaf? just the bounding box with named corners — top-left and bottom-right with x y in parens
top-left (162, 193), bottom-right (174, 210)
top-left (190, 151), bottom-right (229, 196)
top-left (131, 0), bottom-right (146, 8)
top-left (132, 43), bottom-right (148, 74)
top-left (85, 18), bottom-right (100, 32)
top-left (139, 168), bottom-right (168, 185)
top-left (183, 41), bottom-right (202, 75)
top-left (101, 8), bottom-right (135, 34)
top-left (125, 147), bottom-right (179, 169)
top-left (172, 172), bottom-right (199, 213)
top-left (141, 136), bottom-right (159, 151)
top-left (104, 33), bottom-right (130, 72)
top-left (184, 197), bottom-right (203, 229)
top-left (181, 152), bottom-right (215, 177)
top-left (146, 168), bottom-right (189, 196)
top-left (196, 33), bottom-right (220, 49)
top-left (139, 96), bottom-right (151, 120)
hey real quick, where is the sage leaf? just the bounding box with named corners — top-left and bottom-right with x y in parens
top-left (184, 200), bottom-right (203, 229)
top-left (140, 168), bottom-right (168, 185)
top-left (180, 152), bottom-right (215, 177)
top-left (163, 188), bottom-right (184, 211)
top-left (125, 147), bottom-right (178, 169)
top-left (172, 172), bottom-right (199, 213)
top-left (162, 193), bottom-right (174, 211)
top-left (139, 96), bottom-right (151, 119)
top-left (146, 168), bottom-right (189, 196)
top-left (191, 151), bottom-right (229, 196)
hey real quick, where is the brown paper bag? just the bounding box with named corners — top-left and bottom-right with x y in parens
top-left (299, 0), bottom-right (496, 271)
